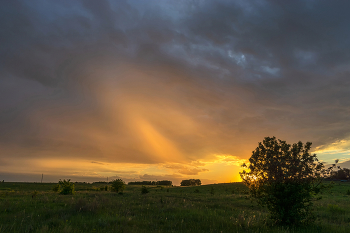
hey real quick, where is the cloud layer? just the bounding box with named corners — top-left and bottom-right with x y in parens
top-left (1, 0), bottom-right (350, 183)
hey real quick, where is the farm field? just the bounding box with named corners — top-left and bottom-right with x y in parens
top-left (0, 182), bottom-right (350, 233)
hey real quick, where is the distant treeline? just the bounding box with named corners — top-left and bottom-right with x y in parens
top-left (128, 180), bottom-right (173, 186)
top-left (180, 179), bottom-right (201, 186)
top-left (326, 168), bottom-right (350, 180)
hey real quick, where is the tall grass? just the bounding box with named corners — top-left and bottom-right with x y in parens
top-left (0, 182), bottom-right (349, 232)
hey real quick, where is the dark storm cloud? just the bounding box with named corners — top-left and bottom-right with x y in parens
top-left (182, 0), bottom-right (350, 147)
top-left (1, 0), bottom-right (350, 172)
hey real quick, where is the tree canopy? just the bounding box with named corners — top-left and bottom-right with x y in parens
top-left (128, 180), bottom-right (172, 186)
top-left (240, 136), bottom-right (336, 225)
top-left (111, 179), bottom-right (126, 193)
top-left (180, 179), bottom-right (201, 186)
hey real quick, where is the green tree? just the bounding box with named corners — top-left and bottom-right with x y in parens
top-left (330, 168), bottom-right (350, 180)
top-left (180, 179), bottom-right (201, 186)
top-left (111, 179), bottom-right (126, 193)
top-left (240, 136), bottom-right (336, 225)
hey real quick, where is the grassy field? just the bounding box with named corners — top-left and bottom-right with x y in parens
top-left (0, 181), bottom-right (350, 233)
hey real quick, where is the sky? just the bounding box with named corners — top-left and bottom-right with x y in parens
top-left (1, 0), bottom-right (350, 185)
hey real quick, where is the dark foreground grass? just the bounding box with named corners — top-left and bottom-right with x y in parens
top-left (0, 182), bottom-right (350, 232)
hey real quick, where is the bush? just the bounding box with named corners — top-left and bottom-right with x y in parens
top-left (141, 186), bottom-right (149, 194)
top-left (240, 136), bottom-right (336, 225)
top-left (57, 179), bottom-right (75, 195)
top-left (111, 179), bottom-right (126, 193)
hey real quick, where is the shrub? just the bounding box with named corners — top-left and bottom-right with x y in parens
top-left (141, 186), bottom-right (149, 194)
top-left (111, 179), bottom-right (126, 193)
top-left (58, 179), bottom-right (75, 195)
top-left (240, 136), bottom-right (337, 225)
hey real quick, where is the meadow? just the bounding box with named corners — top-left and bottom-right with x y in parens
top-left (0, 181), bottom-right (350, 233)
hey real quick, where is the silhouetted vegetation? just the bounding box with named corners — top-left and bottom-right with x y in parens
top-left (92, 181), bottom-right (108, 184)
top-left (110, 179), bottom-right (126, 193)
top-left (141, 185), bottom-right (149, 194)
top-left (128, 180), bottom-right (172, 186)
top-left (180, 179), bottom-right (201, 186)
top-left (328, 168), bottom-right (350, 180)
top-left (240, 136), bottom-right (337, 225)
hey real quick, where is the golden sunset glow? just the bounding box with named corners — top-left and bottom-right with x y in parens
top-left (1, 1), bottom-right (350, 184)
